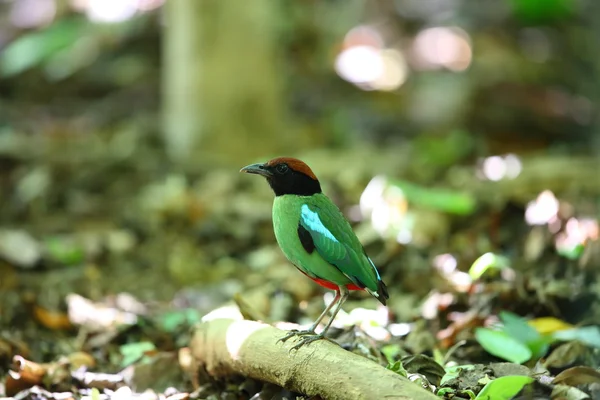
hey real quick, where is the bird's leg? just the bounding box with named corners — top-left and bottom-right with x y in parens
top-left (288, 286), bottom-right (349, 351)
top-left (278, 290), bottom-right (341, 344)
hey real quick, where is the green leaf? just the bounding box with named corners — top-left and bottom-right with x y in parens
top-left (500, 311), bottom-right (537, 342)
top-left (500, 312), bottom-right (549, 358)
top-left (477, 375), bottom-right (493, 386)
top-left (44, 236), bottom-right (85, 265)
top-left (413, 130), bottom-right (474, 169)
top-left (0, 19), bottom-right (84, 77)
top-left (475, 376), bottom-right (534, 400)
top-left (386, 360), bottom-right (408, 378)
top-left (553, 326), bottom-right (600, 348)
top-left (119, 341), bottom-right (156, 367)
top-left (556, 242), bottom-right (585, 260)
top-left (469, 253), bottom-right (510, 280)
top-left (389, 179), bottom-right (477, 215)
top-left (475, 328), bottom-right (532, 364)
top-left (381, 344), bottom-right (402, 364)
top-left (437, 387), bottom-right (454, 397)
top-left (158, 309), bottom-right (202, 333)
top-left (90, 388), bottom-right (101, 400)
top-left (439, 388), bottom-right (476, 399)
top-left (432, 347), bottom-right (444, 366)
top-left (440, 364), bottom-right (476, 386)
top-left (509, 0), bottom-right (575, 24)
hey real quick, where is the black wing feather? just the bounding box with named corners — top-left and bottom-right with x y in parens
top-left (297, 224), bottom-right (316, 254)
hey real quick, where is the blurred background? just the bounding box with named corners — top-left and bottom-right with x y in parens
top-left (0, 0), bottom-right (599, 397)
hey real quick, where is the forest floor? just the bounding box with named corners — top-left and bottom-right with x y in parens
top-left (1, 142), bottom-right (599, 399)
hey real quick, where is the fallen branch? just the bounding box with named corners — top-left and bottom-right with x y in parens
top-left (191, 318), bottom-right (439, 400)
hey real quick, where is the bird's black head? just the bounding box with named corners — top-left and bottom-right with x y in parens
top-left (240, 157), bottom-right (322, 196)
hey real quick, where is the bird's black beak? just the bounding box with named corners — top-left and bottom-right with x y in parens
top-left (240, 162), bottom-right (273, 178)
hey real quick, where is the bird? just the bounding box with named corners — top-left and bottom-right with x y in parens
top-left (240, 157), bottom-right (389, 350)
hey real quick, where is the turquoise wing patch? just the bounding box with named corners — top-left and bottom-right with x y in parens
top-left (299, 204), bottom-right (364, 286)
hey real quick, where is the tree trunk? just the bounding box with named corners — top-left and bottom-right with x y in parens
top-left (162, 0), bottom-right (290, 165)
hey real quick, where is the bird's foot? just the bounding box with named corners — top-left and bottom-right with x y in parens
top-left (277, 329), bottom-right (315, 344)
top-left (289, 333), bottom-right (325, 351)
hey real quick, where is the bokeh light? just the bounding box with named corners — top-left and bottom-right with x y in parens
top-left (360, 176), bottom-right (410, 242)
top-left (86, 0), bottom-right (138, 23)
top-left (10, 0), bottom-right (56, 28)
top-left (525, 190), bottom-right (560, 226)
top-left (412, 26), bottom-right (472, 71)
top-left (69, 0), bottom-right (164, 23)
top-left (433, 253), bottom-right (472, 292)
top-left (555, 217), bottom-right (599, 254)
top-left (433, 253), bottom-right (458, 275)
top-left (481, 154), bottom-right (522, 181)
top-left (335, 45), bottom-right (384, 86)
top-left (335, 25), bottom-right (408, 91)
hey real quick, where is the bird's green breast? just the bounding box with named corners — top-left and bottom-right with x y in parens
top-left (272, 194), bottom-right (353, 286)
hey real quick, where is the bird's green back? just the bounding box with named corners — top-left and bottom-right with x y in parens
top-left (272, 193), bottom-right (381, 293)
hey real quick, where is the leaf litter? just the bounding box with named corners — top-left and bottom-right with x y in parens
top-left (0, 145), bottom-right (599, 399)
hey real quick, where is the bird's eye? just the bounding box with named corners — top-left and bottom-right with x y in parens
top-left (275, 164), bottom-right (289, 174)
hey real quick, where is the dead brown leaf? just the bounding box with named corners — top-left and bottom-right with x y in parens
top-left (33, 305), bottom-right (73, 331)
top-left (553, 366), bottom-right (600, 387)
top-left (5, 356), bottom-right (47, 396)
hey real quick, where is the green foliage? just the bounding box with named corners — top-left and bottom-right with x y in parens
top-left (556, 242), bottom-right (586, 260)
top-left (474, 375), bottom-right (534, 400)
top-left (389, 179), bottom-right (477, 215)
top-left (44, 236), bottom-right (85, 265)
top-left (386, 360), bottom-right (408, 378)
top-left (475, 328), bottom-right (533, 364)
top-left (509, 0), bottom-right (575, 24)
top-left (439, 365), bottom-right (531, 399)
top-left (476, 311), bottom-right (600, 364)
top-left (440, 364), bottom-right (476, 386)
top-left (119, 341), bottom-right (156, 367)
top-left (90, 388), bottom-right (101, 400)
top-left (413, 130), bottom-right (474, 169)
top-left (475, 312), bottom-right (600, 364)
top-left (381, 343), bottom-right (402, 364)
top-left (475, 311), bottom-right (550, 363)
top-left (499, 312), bottom-right (549, 359)
top-left (553, 326), bottom-right (600, 348)
top-left (158, 309), bottom-right (202, 333)
top-left (469, 253), bottom-right (510, 280)
top-left (477, 375), bottom-right (493, 386)
top-left (437, 387), bottom-right (476, 398)
top-left (0, 19), bottom-right (84, 77)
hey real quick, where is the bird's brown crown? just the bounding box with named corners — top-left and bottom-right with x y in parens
top-left (240, 156), bottom-right (321, 196)
top-left (265, 157), bottom-right (318, 181)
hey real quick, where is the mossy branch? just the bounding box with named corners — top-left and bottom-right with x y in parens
top-left (191, 318), bottom-right (439, 400)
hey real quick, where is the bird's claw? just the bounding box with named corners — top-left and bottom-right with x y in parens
top-left (289, 333), bottom-right (324, 351)
top-left (278, 329), bottom-right (330, 351)
top-left (277, 329), bottom-right (315, 344)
